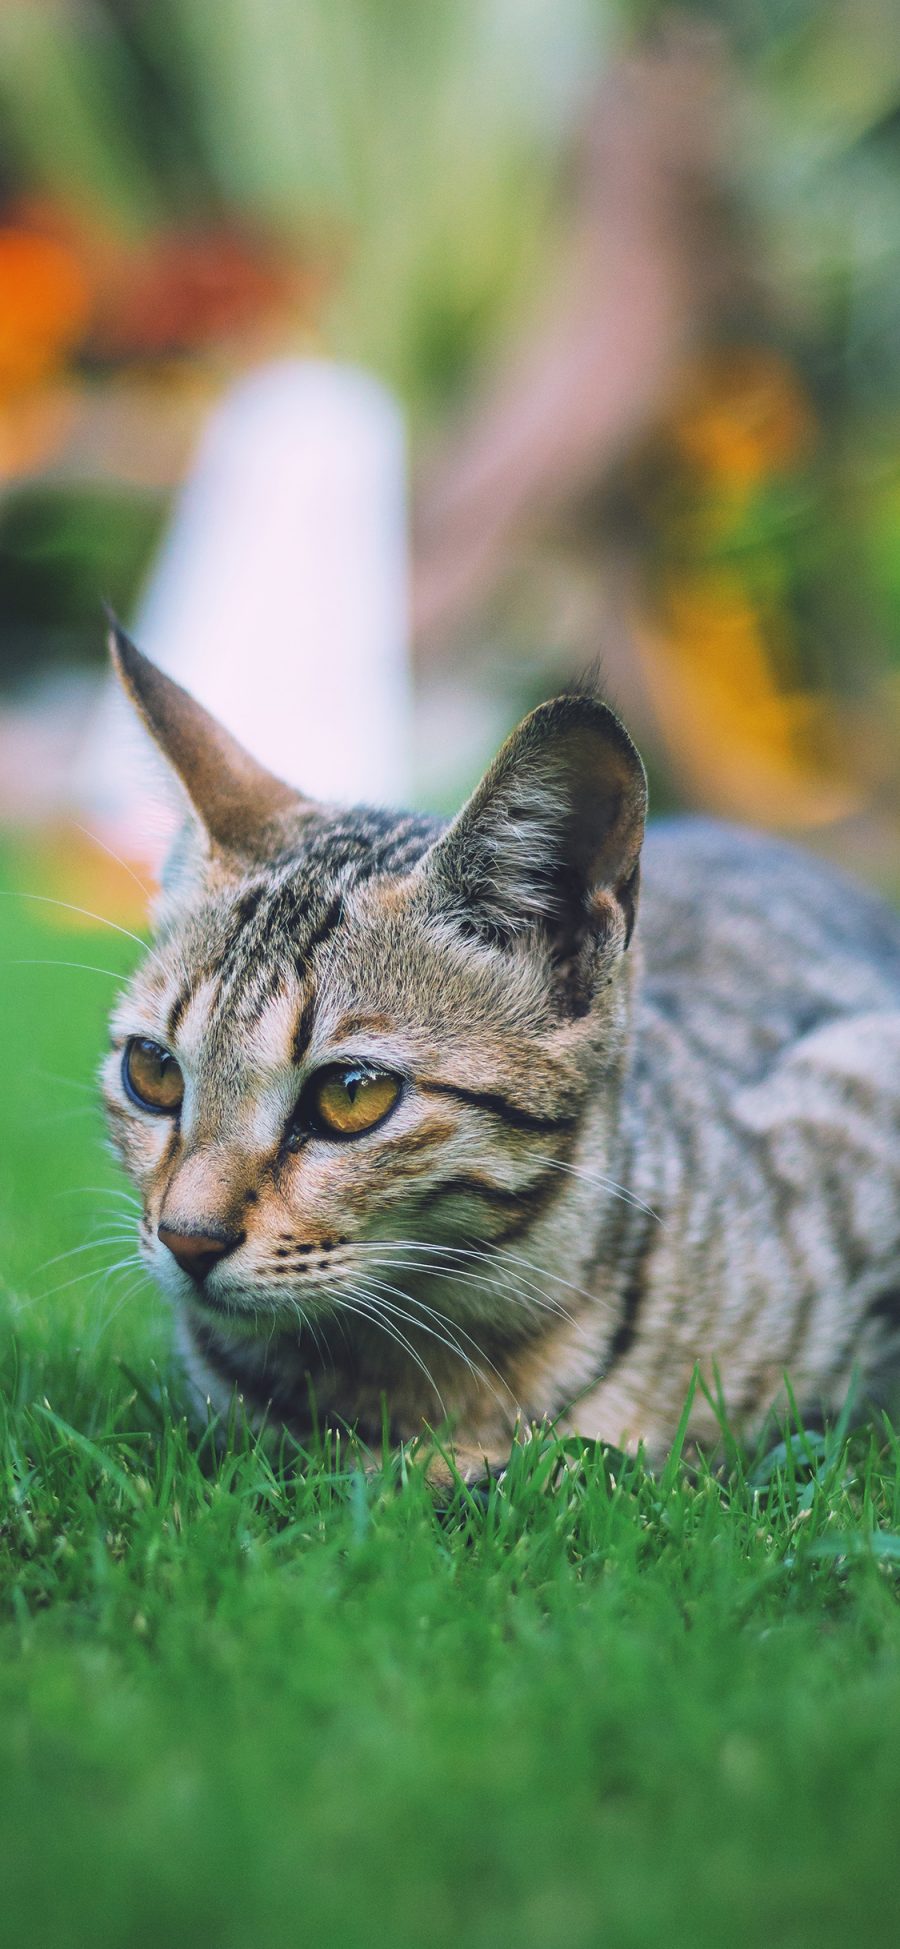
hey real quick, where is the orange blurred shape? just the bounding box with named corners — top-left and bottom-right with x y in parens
top-left (27, 823), bottom-right (156, 937)
top-left (636, 569), bottom-right (860, 829)
top-left (667, 346), bottom-right (816, 490)
top-left (0, 381), bottom-right (78, 479)
top-left (94, 228), bottom-right (297, 359)
top-left (0, 226), bottom-right (90, 393)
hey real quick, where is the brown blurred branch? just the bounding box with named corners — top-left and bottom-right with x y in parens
top-left (411, 19), bottom-right (735, 662)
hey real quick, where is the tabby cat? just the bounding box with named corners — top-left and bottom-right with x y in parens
top-left (103, 624), bottom-right (900, 1469)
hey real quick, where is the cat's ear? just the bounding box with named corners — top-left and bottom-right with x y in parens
top-left (108, 616), bottom-right (310, 854)
top-left (421, 694), bottom-right (647, 1000)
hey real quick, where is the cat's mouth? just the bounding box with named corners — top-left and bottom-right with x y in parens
top-left (181, 1267), bottom-right (333, 1330)
top-left (182, 1281), bottom-right (276, 1335)
top-left (151, 1247), bottom-right (265, 1325)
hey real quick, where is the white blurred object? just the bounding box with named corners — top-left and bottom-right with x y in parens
top-left (74, 360), bottom-right (412, 862)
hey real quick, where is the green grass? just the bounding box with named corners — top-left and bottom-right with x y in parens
top-left (3, 854), bottom-right (900, 1949)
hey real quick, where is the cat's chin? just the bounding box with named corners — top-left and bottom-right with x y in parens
top-left (182, 1280), bottom-right (339, 1341)
top-left (181, 1284), bottom-right (273, 1333)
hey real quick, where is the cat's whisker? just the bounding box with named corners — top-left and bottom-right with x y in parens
top-left (348, 1251), bottom-right (576, 1407)
top-left (360, 1236), bottom-right (604, 1327)
top-left (530, 1152), bottom-right (664, 1226)
top-left (348, 1272), bottom-right (497, 1393)
top-left (53, 1186), bottom-right (142, 1207)
top-left (359, 1249), bottom-right (579, 1353)
top-left (282, 1287), bottom-right (328, 1365)
top-left (34, 1071), bottom-right (100, 1096)
top-left (331, 1285), bottom-right (448, 1418)
top-left (0, 889), bottom-right (147, 951)
top-left (71, 821), bottom-right (153, 902)
top-left (332, 1289), bottom-right (437, 1392)
top-left (77, 1212), bottom-right (143, 1243)
top-left (381, 1252), bottom-right (583, 1340)
top-left (34, 1231), bottom-right (141, 1277)
top-left (5, 958), bottom-right (125, 982)
top-left (453, 1237), bottom-right (602, 1321)
top-left (261, 1267), bottom-right (329, 1357)
top-left (315, 1281), bottom-right (359, 1366)
top-left (352, 1242), bottom-right (574, 1346)
top-left (339, 1282), bottom-right (444, 1383)
top-left (91, 1250), bottom-right (146, 1287)
top-left (360, 1268), bottom-right (504, 1365)
top-left (35, 1250), bottom-right (146, 1303)
top-left (91, 1270), bottom-right (153, 1341)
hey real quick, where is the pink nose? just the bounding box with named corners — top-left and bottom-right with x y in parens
top-left (157, 1224), bottom-right (243, 1283)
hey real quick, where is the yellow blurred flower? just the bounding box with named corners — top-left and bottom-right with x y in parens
top-left (635, 568), bottom-right (860, 829)
top-left (667, 346), bottom-right (816, 493)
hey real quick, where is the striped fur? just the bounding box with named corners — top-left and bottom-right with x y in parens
top-left (103, 629), bottom-right (900, 1467)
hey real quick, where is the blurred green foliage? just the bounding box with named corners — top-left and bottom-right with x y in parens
top-left (0, 0), bottom-right (894, 415)
top-left (0, 0), bottom-right (897, 796)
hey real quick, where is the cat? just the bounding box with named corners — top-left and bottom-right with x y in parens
top-left (102, 621), bottom-right (900, 1471)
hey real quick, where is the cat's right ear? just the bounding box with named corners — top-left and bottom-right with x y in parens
top-left (419, 691), bottom-right (647, 1010)
top-left (108, 616), bottom-right (311, 856)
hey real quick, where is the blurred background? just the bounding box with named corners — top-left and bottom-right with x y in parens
top-left (0, 0), bottom-right (899, 896)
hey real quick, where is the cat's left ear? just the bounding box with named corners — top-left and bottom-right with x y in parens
top-left (108, 616), bottom-right (311, 854)
top-left (421, 693), bottom-right (647, 1002)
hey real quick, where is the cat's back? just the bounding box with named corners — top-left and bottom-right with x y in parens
top-left (638, 819), bottom-right (900, 1080)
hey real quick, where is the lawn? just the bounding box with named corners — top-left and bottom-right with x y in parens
top-left (2, 850), bottom-right (900, 1949)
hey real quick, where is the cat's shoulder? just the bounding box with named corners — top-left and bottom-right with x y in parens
top-left (638, 816), bottom-right (900, 1019)
top-left (643, 816), bottom-right (899, 945)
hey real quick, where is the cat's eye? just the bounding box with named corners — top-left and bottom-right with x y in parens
top-left (306, 1064), bottom-right (401, 1140)
top-left (122, 1037), bottom-right (184, 1115)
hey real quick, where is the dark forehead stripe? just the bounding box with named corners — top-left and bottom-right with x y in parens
top-left (203, 874), bottom-right (337, 1020)
top-left (280, 805), bottom-right (442, 886)
top-left (253, 812), bottom-right (442, 1058)
top-left (196, 806), bottom-right (444, 1050)
top-left (292, 990), bottom-right (317, 1066)
top-left (167, 978), bottom-right (193, 1041)
top-left (297, 888), bottom-right (345, 964)
top-left (228, 811), bottom-right (439, 972)
top-left (164, 901), bottom-right (270, 1044)
top-left (285, 888), bottom-right (348, 1064)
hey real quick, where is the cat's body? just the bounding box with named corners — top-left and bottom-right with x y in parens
top-left (103, 629), bottom-right (900, 1467)
top-left (597, 820), bottom-right (900, 1450)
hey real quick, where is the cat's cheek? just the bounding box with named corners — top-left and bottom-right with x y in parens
top-left (104, 1098), bottom-right (180, 1212)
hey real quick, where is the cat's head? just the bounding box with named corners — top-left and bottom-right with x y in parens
top-left (102, 624), bottom-right (646, 1352)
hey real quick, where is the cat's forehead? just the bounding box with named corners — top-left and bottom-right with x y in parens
top-left (133, 806), bottom-right (446, 1047)
top-left (118, 797), bottom-right (548, 1075)
top-left (175, 804), bottom-right (442, 961)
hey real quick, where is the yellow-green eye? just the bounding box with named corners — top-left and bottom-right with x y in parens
top-left (310, 1065), bottom-right (400, 1139)
top-left (122, 1037), bottom-right (184, 1115)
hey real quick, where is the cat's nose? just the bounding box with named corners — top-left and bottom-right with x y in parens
top-left (157, 1223), bottom-right (243, 1283)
